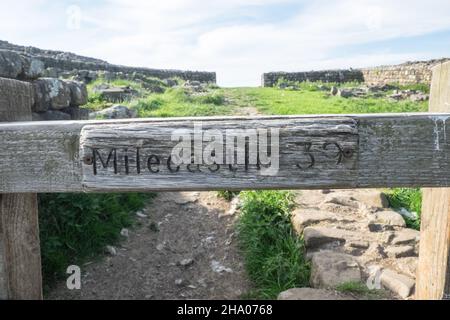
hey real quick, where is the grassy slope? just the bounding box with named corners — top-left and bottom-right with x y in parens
top-left (237, 191), bottom-right (310, 299)
top-left (221, 87), bottom-right (427, 115)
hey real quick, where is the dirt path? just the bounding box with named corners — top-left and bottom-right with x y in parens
top-left (46, 192), bottom-right (250, 299)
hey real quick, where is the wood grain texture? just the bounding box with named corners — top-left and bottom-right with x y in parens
top-left (417, 61), bottom-right (450, 300)
top-left (0, 77), bottom-right (42, 300)
top-left (80, 117), bottom-right (358, 192)
top-left (3, 113), bottom-right (450, 192)
top-left (0, 194), bottom-right (42, 299)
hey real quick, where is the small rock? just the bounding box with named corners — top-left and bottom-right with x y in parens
top-left (385, 246), bottom-right (416, 258)
top-left (105, 245), bottom-right (117, 256)
top-left (120, 228), bottom-right (129, 238)
top-left (90, 104), bottom-right (137, 119)
top-left (337, 89), bottom-right (353, 98)
top-left (94, 86), bottom-right (138, 102)
top-left (369, 210), bottom-right (406, 227)
top-left (410, 93), bottom-right (429, 102)
top-left (225, 197), bottom-right (240, 216)
top-left (211, 260), bottom-right (233, 273)
top-left (179, 258), bottom-right (194, 267)
top-left (175, 279), bottom-right (184, 286)
top-left (392, 229), bottom-right (420, 245)
top-left (398, 208), bottom-right (419, 221)
top-left (310, 251), bottom-right (361, 289)
top-left (278, 288), bottom-right (354, 300)
top-left (380, 269), bottom-right (415, 299)
top-left (348, 241), bottom-right (370, 249)
top-left (330, 86), bottom-right (338, 96)
top-left (136, 211), bottom-right (148, 218)
top-left (156, 243), bottom-right (164, 251)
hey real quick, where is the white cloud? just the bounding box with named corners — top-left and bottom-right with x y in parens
top-left (1, 0), bottom-right (450, 86)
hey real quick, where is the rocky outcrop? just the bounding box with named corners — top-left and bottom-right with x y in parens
top-left (289, 189), bottom-right (419, 299)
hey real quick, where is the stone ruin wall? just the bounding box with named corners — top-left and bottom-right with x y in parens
top-left (0, 49), bottom-right (89, 121)
top-left (262, 58), bottom-right (450, 87)
top-left (0, 40), bottom-right (216, 121)
top-left (0, 40), bottom-right (216, 84)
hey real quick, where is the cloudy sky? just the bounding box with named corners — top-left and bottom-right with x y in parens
top-left (1, 0), bottom-right (450, 86)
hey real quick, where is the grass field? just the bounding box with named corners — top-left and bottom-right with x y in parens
top-left (220, 86), bottom-right (427, 115)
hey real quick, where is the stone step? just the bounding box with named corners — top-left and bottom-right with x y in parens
top-left (380, 269), bottom-right (415, 299)
top-left (303, 226), bottom-right (359, 249)
top-left (310, 251), bottom-right (362, 289)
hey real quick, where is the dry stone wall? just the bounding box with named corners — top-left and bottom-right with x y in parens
top-left (263, 69), bottom-right (364, 87)
top-left (360, 59), bottom-right (450, 86)
top-left (0, 49), bottom-right (88, 121)
top-left (263, 58), bottom-right (450, 87)
top-left (0, 40), bottom-right (216, 84)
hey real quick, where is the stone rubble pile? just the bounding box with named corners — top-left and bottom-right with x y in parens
top-left (89, 105), bottom-right (137, 120)
top-left (328, 84), bottom-right (429, 102)
top-left (279, 189), bottom-right (419, 300)
top-left (92, 84), bottom-right (140, 103)
top-left (387, 89), bottom-right (429, 102)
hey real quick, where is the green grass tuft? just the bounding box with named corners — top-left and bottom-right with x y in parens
top-left (336, 281), bottom-right (388, 300)
top-left (39, 193), bottom-right (154, 289)
top-left (237, 190), bottom-right (310, 299)
top-left (386, 188), bottom-right (422, 230)
top-left (221, 87), bottom-right (427, 116)
top-left (129, 88), bottom-right (232, 117)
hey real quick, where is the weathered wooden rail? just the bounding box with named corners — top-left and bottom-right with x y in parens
top-left (0, 61), bottom-right (450, 299)
top-left (2, 113), bottom-right (450, 193)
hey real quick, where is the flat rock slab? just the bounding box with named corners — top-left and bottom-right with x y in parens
top-left (391, 229), bottom-right (420, 245)
top-left (278, 287), bottom-right (354, 300)
top-left (380, 269), bottom-right (415, 299)
top-left (369, 210), bottom-right (406, 227)
top-left (321, 190), bottom-right (389, 209)
top-left (385, 246), bottom-right (416, 258)
top-left (291, 209), bottom-right (339, 234)
top-left (310, 251), bottom-right (362, 289)
top-left (303, 226), bottom-right (359, 249)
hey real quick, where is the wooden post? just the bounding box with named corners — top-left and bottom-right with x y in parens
top-left (0, 77), bottom-right (43, 299)
top-left (416, 61), bottom-right (450, 300)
